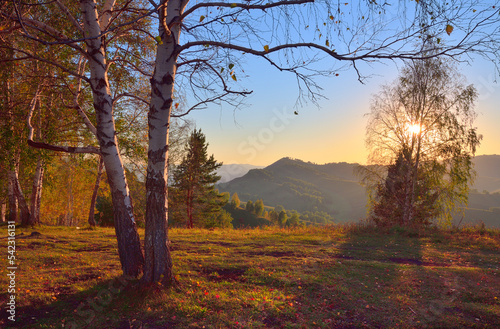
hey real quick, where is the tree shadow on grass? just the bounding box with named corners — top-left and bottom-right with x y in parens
top-left (4, 226), bottom-right (499, 329)
top-left (3, 276), bottom-right (161, 329)
top-left (313, 225), bottom-right (500, 328)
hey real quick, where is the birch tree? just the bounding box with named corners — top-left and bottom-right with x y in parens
top-left (364, 57), bottom-right (481, 227)
top-left (1, 0), bottom-right (150, 276)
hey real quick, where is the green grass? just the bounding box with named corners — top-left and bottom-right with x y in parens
top-left (1, 224), bottom-right (499, 328)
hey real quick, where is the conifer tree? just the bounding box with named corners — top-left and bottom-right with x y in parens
top-left (172, 129), bottom-right (223, 228)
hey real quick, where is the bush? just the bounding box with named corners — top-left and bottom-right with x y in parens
top-left (95, 195), bottom-right (114, 227)
top-left (204, 209), bottom-right (234, 229)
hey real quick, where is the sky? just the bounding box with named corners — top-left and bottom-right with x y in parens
top-left (183, 4), bottom-right (500, 167)
top-left (187, 55), bottom-right (500, 167)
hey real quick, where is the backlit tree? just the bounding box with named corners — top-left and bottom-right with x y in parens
top-left (363, 56), bottom-right (481, 227)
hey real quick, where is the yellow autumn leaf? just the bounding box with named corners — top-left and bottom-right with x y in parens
top-left (445, 24), bottom-right (453, 35)
top-left (264, 45), bottom-right (269, 52)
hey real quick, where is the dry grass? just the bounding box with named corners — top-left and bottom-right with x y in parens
top-left (1, 224), bottom-right (499, 328)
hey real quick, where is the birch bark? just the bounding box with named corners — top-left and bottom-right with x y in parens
top-left (7, 170), bottom-right (18, 223)
top-left (88, 156), bottom-right (104, 227)
top-left (29, 157), bottom-right (44, 225)
top-left (80, 0), bottom-right (144, 276)
top-left (143, 0), bottom-right (188, 283)
top-left (13, 161), bottom-right (30, 226)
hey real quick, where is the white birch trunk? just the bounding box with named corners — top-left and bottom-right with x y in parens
top-left (1, 201), bottom-right (6, 223)
top-left (28, 98), bottom-right (44, 226)
top-left (80, 0), bottom-right (143, 276)
top-left (88, 156), bottom-right (104, 227)
top-left (143, 0), bottom-right (188, 283)
top-left (7, 170), bottom-right (17, 223)
top-left (12, 164), bottom-right (31, 226)
top-left (29, 157), bottom-right (44, 225)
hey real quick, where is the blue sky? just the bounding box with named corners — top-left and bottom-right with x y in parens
top-left (181, 2), bottom-right (500, 167)
top-left (187, 54), bottom-right (500, 167)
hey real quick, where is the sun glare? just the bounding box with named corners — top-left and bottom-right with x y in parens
top-left (407, 123), bottom-right (422, 135)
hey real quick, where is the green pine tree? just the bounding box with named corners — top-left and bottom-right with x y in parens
top-left (171, 129), bottom-right (224, 228)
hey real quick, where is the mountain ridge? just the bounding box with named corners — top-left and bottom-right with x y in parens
top-left (217, 155), bottom-right (500, 226)
top-left (218, 157), bottom-right (367, 222)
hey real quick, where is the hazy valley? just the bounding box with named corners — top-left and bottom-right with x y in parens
top-left (217, 155), bottom-right (500, 227)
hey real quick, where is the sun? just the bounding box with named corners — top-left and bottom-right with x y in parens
top-left (407, 123), bottom-right (422, 135)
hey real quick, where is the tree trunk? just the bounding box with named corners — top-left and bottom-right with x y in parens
top-left (29, 157), bottom-right (44, 225)
top-left (143, 0), bottom-right (186, 284)
top-left (402, 174), bottom-right (413, 225)
top-left (11, 162), bottom-right (31, 226)
top-left (186, 189), bottom-right (194, 229)
top-left (8, 170), bottom-right (17, 223)
top-left (88, 156), bottom-right (104, 227)
top-left (28, 96), bottom-right (45, 226)
top-left (81, 0), bottom-right (144, 277)
top-left (66, 171), bottom-right (74, 226)
top-left (1, 200), bottom-right (6, 223)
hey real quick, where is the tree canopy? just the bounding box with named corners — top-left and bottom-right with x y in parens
top-left (363, 56), bottom-right (482, 227)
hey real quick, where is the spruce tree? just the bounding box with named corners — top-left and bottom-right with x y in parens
top-left (172, 129), bottom-right (223, 228)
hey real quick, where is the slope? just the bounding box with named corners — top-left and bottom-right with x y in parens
top-left (217, 158), bottom-right (367, 223)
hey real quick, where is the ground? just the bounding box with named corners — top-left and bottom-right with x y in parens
top-left (0, 224), bottom-right (499, 328)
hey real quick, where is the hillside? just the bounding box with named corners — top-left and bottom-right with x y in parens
top-left (217, 158), bottom-right (367, 223)
top-left (216, 164), bottom-right (264, 183)
top-left (471, 154), bottom-right (500, 193)
top-left (218, 156), bottom-right (500, 227)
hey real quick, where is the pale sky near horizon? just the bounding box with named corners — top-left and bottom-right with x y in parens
top-left (187, 54), bottom-right (500, 167)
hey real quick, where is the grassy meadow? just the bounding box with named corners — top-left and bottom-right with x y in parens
top-left (1, 224), bottom-right (499, 328)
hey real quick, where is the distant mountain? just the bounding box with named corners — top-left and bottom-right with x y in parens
top-left (217, 164), bottom-right (264, 183)
top-left (217, 158), bottom-right (368, 223)
top-left (471, 155), bottom-right (500, 193)
top-left (218, 156), bottom-right (500, 227)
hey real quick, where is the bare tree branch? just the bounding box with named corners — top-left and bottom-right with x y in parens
top-left (114, 92), bottom-right (151, 107)
top-left (27, 89), bottom-right (100, 154)
top-left (72, 57), bottom-right (97, 136)
top-left (182, 0), bottom-right (315, 20)
top-left (1, 45), bottom-right (90, 82)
